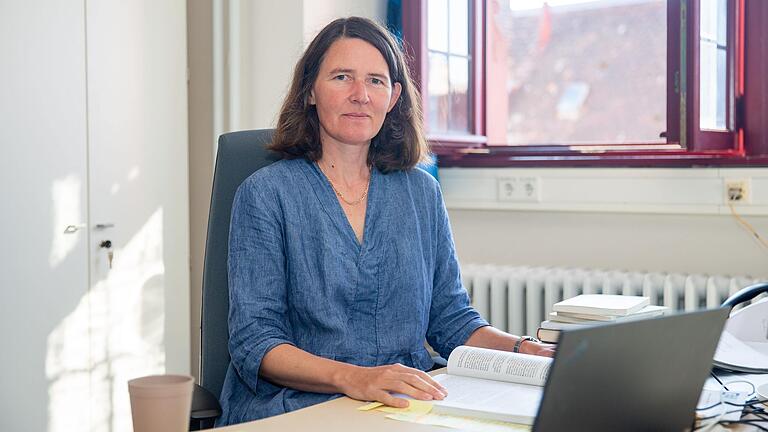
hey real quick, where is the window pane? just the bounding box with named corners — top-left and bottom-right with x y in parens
top-left (428, 0), bottom-right (449, 52)
top-left (448, 55), bottom-right (470, 132)
top-left (487, 0), bottom-right (667, 145)
top-left (449, 0), bottom-right (469, 55)
top-left (699, 0), bottom-right (727, 131)
top-left (427, 0), bottom-right (472, 135)
top-left (700, 0), bottom-right (727, 45)
top-left (428, 52), bottom-right (449, 132)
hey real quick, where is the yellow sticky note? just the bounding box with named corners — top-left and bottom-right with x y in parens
top-left (357, 399), bottom-right (434, 415)
top-left (377, 399), bottom-right (434, 415)
top-left (357, 402), bottom-right (384, 411)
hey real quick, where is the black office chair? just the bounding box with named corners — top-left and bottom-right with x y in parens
top-left (190, 129), bottom-right (278, 430)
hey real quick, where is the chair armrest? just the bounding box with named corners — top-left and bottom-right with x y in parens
top-left (189, 383), bottom-right (221, 431)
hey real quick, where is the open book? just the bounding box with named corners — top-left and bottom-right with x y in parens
top-left (429, 345), bottom-right (552, 424)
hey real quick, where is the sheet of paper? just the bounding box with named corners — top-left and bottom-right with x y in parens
top-left (696, 388), bottom-right (749, 423)
top-left (385, 412), bottom-right (530, 431)
top-left (713, 330), bottom-right (768, 370)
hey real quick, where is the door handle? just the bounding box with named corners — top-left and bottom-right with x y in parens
top-left (63, 224), bottom-right (86, 234)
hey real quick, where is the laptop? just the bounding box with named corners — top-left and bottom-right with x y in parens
top-left (532, 307), bottom-right (730, 431)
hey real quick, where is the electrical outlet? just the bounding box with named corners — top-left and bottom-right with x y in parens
top-left (498, 177), bottom-right (541, 202)
top-left (519, 177), bottom-right (541, 202)
top-left (498, 177), bottom-right (519, 201)
top-left (725, 179), bottom-right (751, 203)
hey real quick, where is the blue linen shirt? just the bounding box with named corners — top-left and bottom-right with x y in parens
top-left (216, 158), bottom-right (488, 426)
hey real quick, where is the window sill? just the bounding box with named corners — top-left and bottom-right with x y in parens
top-left (431, 144), bottom-right (768, 168)
top-left (439, 154), bottom-right (768, 168)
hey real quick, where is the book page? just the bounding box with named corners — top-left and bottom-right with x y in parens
top-left (447, 346), bottom-right (552, 387)
top-left (431, 373), bottom-right (543, 425)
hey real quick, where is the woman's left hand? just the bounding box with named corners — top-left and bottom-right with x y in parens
top-left (522, 340), bottom-right (556, 358)
top-left (465, 326), bottom-right (557, 358)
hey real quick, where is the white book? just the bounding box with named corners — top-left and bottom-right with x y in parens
top-left (540, 319), bottom-right (595, 331)
top-left (549, 305), bottom-right (668, 323)
top-left (552, 294), bottom-right (650, 317)
top-left (429, 345), bottom-right (552, 424)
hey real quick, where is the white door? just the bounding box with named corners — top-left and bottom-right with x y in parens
top-left (1, 1), bottom-right (190, 431)
top-left (0, 1), bottom-right (91, 431)
top-left (85, 1), bottom-right (190, 431)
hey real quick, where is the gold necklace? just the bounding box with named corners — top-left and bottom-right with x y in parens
top-left (319, 162), bottom-right (371, 206)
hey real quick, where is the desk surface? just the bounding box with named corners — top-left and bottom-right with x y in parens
top-left (213, 370), bottom-right (768, 432)
top-left (213, 368), bottom-right (456, 432)
top-left (213, 396), bottom-right (450, 432)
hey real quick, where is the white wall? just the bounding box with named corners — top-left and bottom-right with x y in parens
top-left (187, 0), bottom-right (215, 383)
top-left (242, 0), bottom-right (305, 130)
top-left (449, 208), bottom-right (768, 277)
top-left (240, 0), bottom-right (388, 130)
top-left (302, 0), bottom-right (388, 48)
top-left (442, 167), bottom-right (768, 278)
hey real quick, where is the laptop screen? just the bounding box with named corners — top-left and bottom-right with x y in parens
top-left (533, 308), bottom-right (729, 432)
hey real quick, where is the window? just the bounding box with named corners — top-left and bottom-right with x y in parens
top-left (699, 0), bottom-right (729, 131)
top-left (427, 0), bottom-right (472, 134)
top-left (400, 0), bottom-right (768, 166)
top-left (490, 0), bottom-right (668, 146)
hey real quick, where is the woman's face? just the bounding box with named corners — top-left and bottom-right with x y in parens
top-left (309, 37), bottom-right (402, 149)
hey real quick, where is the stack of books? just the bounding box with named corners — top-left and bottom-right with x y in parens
top-left (536, 294), bottom-right (668, 343)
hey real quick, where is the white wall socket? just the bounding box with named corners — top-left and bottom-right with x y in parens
top-left (725, 178), bottom-right (751, 203)
top-left (498, 177), bottom-right (541, 202)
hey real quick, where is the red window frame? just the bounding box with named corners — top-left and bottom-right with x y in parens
top-left (402, 0), bottom-right (768, 167)
top-left (403, 0), bottom-right (487, 145)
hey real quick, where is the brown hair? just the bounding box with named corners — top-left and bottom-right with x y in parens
top-left (268, 17), bottom-right (428, 173)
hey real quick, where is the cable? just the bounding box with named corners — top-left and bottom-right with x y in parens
top-left (710, 371), bottom-right (730, 391)
top-left (728, 201), bottom-right (768, 249)
top-left (695, 378), bottom-right (766, 431)
top-left (695, 395), bottom-right (768, 431)
top-left (723, 379), bottom-right (756, 397)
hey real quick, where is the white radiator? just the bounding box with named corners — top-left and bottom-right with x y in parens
top-left (461, 264), bottom-right (767, 336)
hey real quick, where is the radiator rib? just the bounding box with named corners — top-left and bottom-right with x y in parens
top-left (461, 264), bottom-right (766, 336)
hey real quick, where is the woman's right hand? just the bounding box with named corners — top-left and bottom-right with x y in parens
top-left (336, 363), bottom-right (448, 408)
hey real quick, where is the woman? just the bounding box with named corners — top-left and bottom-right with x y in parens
top-left (216, 17), bottom-right (555, 426)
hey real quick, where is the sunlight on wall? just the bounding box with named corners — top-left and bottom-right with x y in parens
top-left (127, 166), bottom-right (140, 181)
top-left (49, 175), bottom-right (82, 268)
top-left (46, 208), bottom-right (165, 432)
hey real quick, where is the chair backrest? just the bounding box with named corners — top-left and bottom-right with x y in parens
top-left (200, 129), bottom-right (278, 399)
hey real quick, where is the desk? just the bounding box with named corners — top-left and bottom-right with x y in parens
top-left (213, 396), bottom-right (449, 432)
top-left (212, 370), bottom-right (768, 432)
top-left (214, 368), bottom-right (453, 432)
